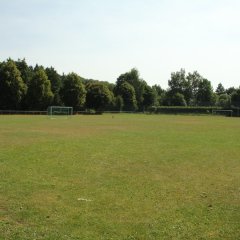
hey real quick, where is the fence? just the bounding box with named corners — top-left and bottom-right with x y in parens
top-left (0, 108), bottom-right (239, 116)
top-left (148, 106), bottom-right (221, 115)
top-left (0, 110), bottom-right (47, 115)
top-left (0, 110), bottom-right (128, 115)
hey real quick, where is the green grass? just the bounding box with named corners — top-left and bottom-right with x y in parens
top-left (0, 114), bottom-right (240, 240)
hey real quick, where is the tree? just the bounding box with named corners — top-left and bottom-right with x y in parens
top-left (163, 91), bottom-right (187, 106)
top-left (217, 93), bottom-right (231, 108)
top-left (142, 85), bottom-right (156, 109)
top-left (15, 58), bottom-right (33, 85)
top-left (85, 82), bottom-right (113, 111)
top-left (0, 59), bottom-right (27, 109)
top-left (152, 84), bottom-right (164, 96)
top-left (115, 68), bottom-right (146, 110)
top-left (60, 73), bottom-right (86, 109)
top-left (196, 79), bottom-right (215, 106)
top-left (186, 71), bottom-right (203, 105)
top-left (172, 93), bottom-right (187, 106)
top-left (231, 89), bottom-right (240, 107)
top-left (15, 58), bottom-right (34, 109)
top-left (114, 95), bottom-right (124, 111)
top-left (226, 87), bottom-right (236, 95)
top-left (84, 79), bottom-right (115, 93)
top-left (152, 84), bottom-right (165, 106)
top-left (45, 67), bottom-right (62, 105)
top-left (216, 83), bottom-right (225, 95)
top-left (168, 68), bottom-right (197, 105)
top-left (115, 81), bottom-right (137, 111)
top-left (26, 67), bottom-right (53, 110)
top-left (168, 69), bottom-right (186, 93)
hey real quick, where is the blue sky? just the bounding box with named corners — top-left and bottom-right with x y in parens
top-left (1, 0), bottom-right (240, 89)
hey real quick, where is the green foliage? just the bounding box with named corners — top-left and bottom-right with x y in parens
top-left (217, 93), bottom-right (231, 108)
top-left (114, 95), bottom-right (124, 111)
top-left (0, 57), bottom-right (238, 111)
top-left (216, 83), bottom-right (225, 95)
top-left (115, 68), bottom-right (146, 109)
top-left (196, 79), bottom-right (216, 106)
top-left (142, 85), bottom-right (157, 108)
top-left (152, 84), bottom-right (165, 106)
top-left (231, 88), bottom-right (240, 107)
top-left (115, 81), bottom-right (138, 111)
top-left (85, 82), bottom-right (114, 111)
top-left (14, 59), bottom-right (34, 109)
top-left (84, 79), bottom-right (115, 93)
top-left (162, 91), bottom-right (187, 106)
top-left (115, 68), bottom-right (140, 88)
top-left (26, 67), bottom-right (53, 110)
top-left (226, 87), bottom-right (236, 95)
top-left (168, 69), bottom-right (187, 95)
top-left (171, 92), bottom-right (187, 106)
top-left (45, 67), bottom-right (62, 94)
top-left (167, 70), bottom-right (216, 106)
top-left (149, 106), bottom-right (220, 114)
top-left (168, 68), bottom-right (196, 105)
top-left (45, 67), bottom-right (62, 105)
top-left (0, 59), bottom-right (27, 109)
top-left (152, 84), bottom-right (165, 96)
top-left (15, 58), bottom-right (33, 85)
top-left (60, 73), bottom-right (86, 109)
top-left (186, 71), bottom-right (203, 105)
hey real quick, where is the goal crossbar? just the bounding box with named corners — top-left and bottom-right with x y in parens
top-left (47, 106), bottom-right (73, 116)
top-left (212, 110), bottom-right (233, 117)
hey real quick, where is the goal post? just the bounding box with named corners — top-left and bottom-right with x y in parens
top-left (47, 106), bottom-right (73, 117)
top-left (212, 109), bottom-right (233, 117)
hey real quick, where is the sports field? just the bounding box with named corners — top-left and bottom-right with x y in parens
top-left (0, 114), bottom-right (239, 239)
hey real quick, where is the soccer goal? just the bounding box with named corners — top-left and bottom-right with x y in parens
top-left (212, 109), bottom-right (233, 117)
top-left (47, 106), bottom-right (73, 117)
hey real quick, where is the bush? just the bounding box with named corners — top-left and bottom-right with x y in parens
top-left (148, 106), bottom-right (221, 115)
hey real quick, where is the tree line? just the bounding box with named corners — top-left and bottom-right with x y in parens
top-left (0, 58), bottom-right (239, 111)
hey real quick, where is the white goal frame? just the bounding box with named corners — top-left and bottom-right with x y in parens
top-left (212, 110), bottom-right (233, 117)
top-left (47, 106), bottom-right (73, 117)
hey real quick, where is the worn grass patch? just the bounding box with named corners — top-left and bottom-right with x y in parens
top-left (0, 114), bottom-right (240, 239)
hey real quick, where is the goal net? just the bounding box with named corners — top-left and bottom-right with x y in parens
top-left (47, 106), bottom-right (73, 116)
top-left (212, 109), bottom-right (233, 117)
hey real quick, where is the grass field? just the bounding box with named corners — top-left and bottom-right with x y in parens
top-left (0, 114), bottom-right (240, 240)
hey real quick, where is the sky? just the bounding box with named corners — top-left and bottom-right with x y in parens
top-left (1, 0), bottom-right (240, 89)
